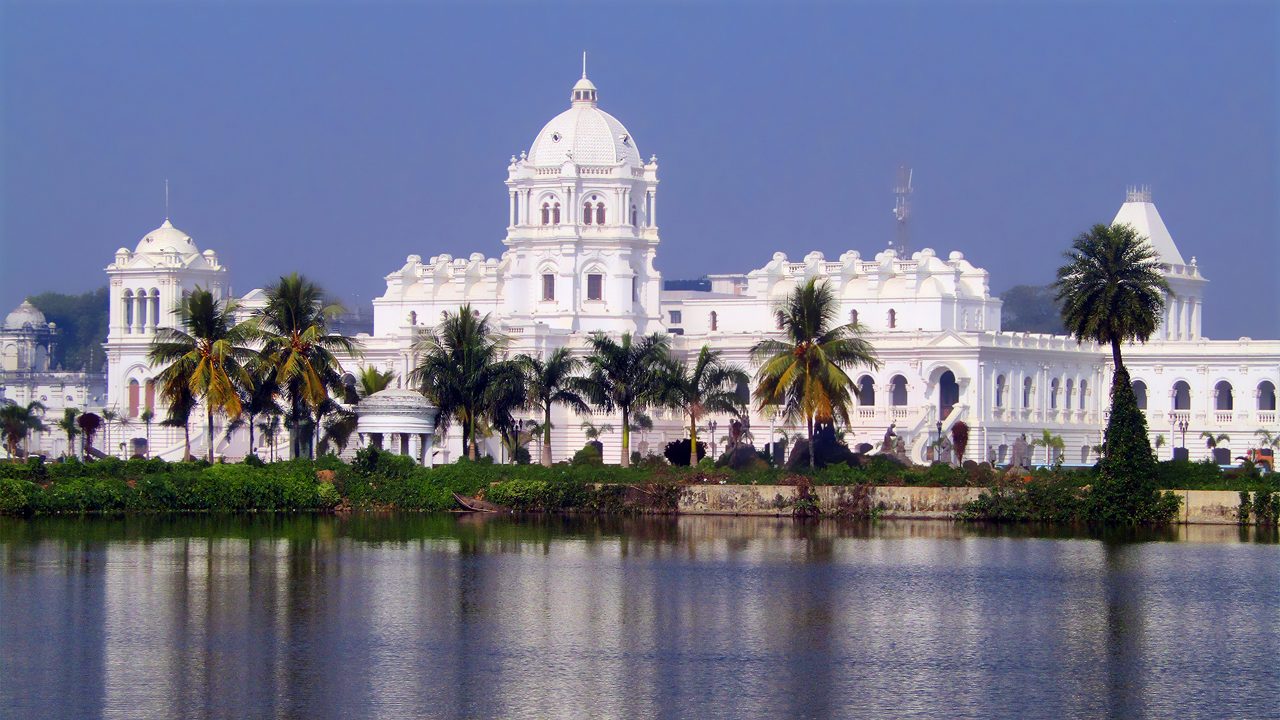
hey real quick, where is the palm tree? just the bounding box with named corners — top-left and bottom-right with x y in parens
top-left (116, 414), bottom-right (132, 458)
top-left (580, 420), bottom-right (614, 442)
top-left (751, 278), bottom-right (880, 468)
top-left (160, 384), bottom-right (196, 460)
top-left (665, 344), bottom-right (748, 465)
top-left (1, 401), bottom-right (45, 459)
top-left (224, 365), bottom-right (282, 458)
top-left (149, 288), bottom-right (258, 463)
top-left (1201, 432), bottom-right (1229, 450)
top-left (1055, 223), bottom-right (1170, 373)
top-left (1031, 429), bottom-right (1065, 466)
top-left (573, 332), bottom-right (671, 467)
top-left (258, 413), bottom-right (283, 461)
top-left (255, 273), bottom-right (360, 459)
top-left (56, 408), bottom-right (81, 458)
top-left (410, 305), bottom-right (510, 461)
top-left (1154, 433), bottom-right (1166, 460)
top-left (486, 361), bottom-right (532, 464)
top-left (516, 348), bottom-right (590, 465)
top-left (101, 409), bottom-right (118, 458)
top-left (140, 409), bottom-right (155, 458)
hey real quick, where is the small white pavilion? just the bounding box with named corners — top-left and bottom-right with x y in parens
top-left (355, 389), bottom-right (439, 466)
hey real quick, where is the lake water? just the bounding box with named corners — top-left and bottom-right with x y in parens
top-left (1, 515), bottom-right (1277, 719)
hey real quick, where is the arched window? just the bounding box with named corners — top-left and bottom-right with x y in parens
top-left (583, 202), bottom-right (593, 225)
top-left (890, 375), bottom-right (908, 406)
top-left (1172, 381), bottom-right (1191, 411)
top-left (1079, 380), bottom-right (1088, 409)
top-left (887, 308), bottom-right (897, 329)
top-left (849, 309), bottom-right (859, 325)
top-left (1065, 379), bottom-right (1075, 410)
top-left (552, 203), bottom-right (561, 224)
top-left (541, 274), bottom-right (555, 301)
top-left (1214, 381), bottom-right (1234, 411)
top-left (1050, 378), bottom-right (1060, 409)
top-left (995, 375), bottom-right (1007, 408)
top-left (586, 274), bottom-right (603, 301)
top-left (128, 379), bottom-right (140, 417)
top-left (858, 375), bottom-right (876, 406)
top-left (631, 205), bottom-right (637, 226)
top-left (1022, 377), bottom-right (1034, 408)
top-left (144, 379), bottom-right (155, 413)
top-left (709, 311), bottom-right (718, 331)
top-left (541, 203), bottom-right (550, 225)
top-left (407, 310), bottom-right (417, 326)
top-left (1132, 380), bottom-right (1148, 410)
top-left (122, 289), bottom-right (134, 331)
top-left (596, 202), bottom-right (606, 225)
top-left (150, 289), bottom-right (161, 330)
top-left (1259, 381), bottom-right (1277, 411)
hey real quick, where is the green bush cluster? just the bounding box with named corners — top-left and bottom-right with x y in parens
top-left (960, 477), bottom-right (1181, 525)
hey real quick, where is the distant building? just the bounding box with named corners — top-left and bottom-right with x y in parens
top-left (93, 65), bottom-right (1278, 464)
top-left (0, 301), bottom-right (106, 457)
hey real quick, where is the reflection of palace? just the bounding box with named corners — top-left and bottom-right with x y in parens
top-left (12, 64), bottom-right (1275, 463)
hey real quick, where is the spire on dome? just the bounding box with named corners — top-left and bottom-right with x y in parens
top-left (571, 52), bottom-right (598, 106)
top-left (1112, 184), bottom-right (1187, 266)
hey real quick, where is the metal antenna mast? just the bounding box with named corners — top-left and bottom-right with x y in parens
top-left (891, 165), bottom-right (913, 256)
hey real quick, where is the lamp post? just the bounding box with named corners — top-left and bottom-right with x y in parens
top-left (1168, 411), bottom-right (1190, 459)
top-left (936, 420), bottom-right (944, 462)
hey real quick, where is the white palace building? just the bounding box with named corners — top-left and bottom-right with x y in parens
top-left (12, 65), bottom-right (1274, 464)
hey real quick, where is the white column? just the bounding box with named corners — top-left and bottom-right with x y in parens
top-left (509, 192), bottom-right (517, 227)
top-left (423, 434), bottom-right (434, 468)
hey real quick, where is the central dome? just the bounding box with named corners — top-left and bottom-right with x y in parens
top-left (135, 218), bottom-right (199, 255)
top-left (527, 73), bottom-right (642, 168)
top-left (4, 300), bottom-right (47, 330)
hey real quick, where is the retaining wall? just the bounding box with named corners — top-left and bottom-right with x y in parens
top-left (676, 484), bottom-right (1263, 525)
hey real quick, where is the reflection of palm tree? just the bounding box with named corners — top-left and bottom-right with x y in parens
top-left (752, 279), bottom-right (880, 468)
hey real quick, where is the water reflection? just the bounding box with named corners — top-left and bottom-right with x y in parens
top-left (1, 515), bottom-right (1276, 719)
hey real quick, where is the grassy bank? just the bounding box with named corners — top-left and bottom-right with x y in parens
top-left (0, 450), bottom-right (1273, 518)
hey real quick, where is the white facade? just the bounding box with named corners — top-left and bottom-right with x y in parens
top-left (94, 68), bottom-right (1279, 465)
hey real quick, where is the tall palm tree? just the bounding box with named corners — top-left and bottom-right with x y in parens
top-left (255, 273), bottom-right (360, 459)
top-left (1055, 223), bottom-right (1170, 373)
top-left (140, 409), bottom-right (155, 458)
top-left (486, 361), bottom-right (531, 464)
top-left (224, 365), bottom-right (282, 458)
top-left (665, 344), bottom-right (749, 465)
top-left (411, 305), bottom-right (511, 461)
top-left (1, 401), bottom-right (45, 459)
top-left (516, 348), bottom-right (590, 465)
top-left (751, 278), bottom-right (880, 468)
top-left (258, 413), bottom-right (283, 461)
top-left (1031, 428), bottom-right (1065, 466)
top-left (159, 384), bottom-right (196, 460)
top-left (573, 332), bottom-right (671, 467)
top-left (149, 288), bottom-right (258, 463)
top-left (57, 408), bottom-right (81, 459)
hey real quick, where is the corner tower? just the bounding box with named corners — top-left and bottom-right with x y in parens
top-left (501, 63), bottom-right (663, 334)
top-left (1111, 186), bottom-right (1207, 341)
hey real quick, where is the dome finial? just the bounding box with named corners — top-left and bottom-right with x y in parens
top-left (582, 50), bottom-right (587, 79)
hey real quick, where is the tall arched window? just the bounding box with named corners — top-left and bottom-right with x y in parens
top-left (631, 205), bottom-right (638, 226)
top-left (1214, 381), bottom-right (1234, 411)
top-left (128, 379), bottom-right (140, 417)
top-left (709, 311), bottom-right (718, 331)
top-left (122, 289), bottom-right (134, 332)
top-left (1259, 381), bottom-right (1277, 411)
top-left (1022, 377), bottom-right (1033, 408)
top-left (1065, 379), bottom-right (1075, 410)
top-left (541, 203), bottom-right (550, 225)
top-left (890, 375), bottom-right (908, 406)
top-left (1172, 381), bottom-right (1191, 411)
top-left (1079, 380), bottom-right (1088, 409)
top-left (596, 202), bottom-right (606, 225)
top-left (583, 202), bottom-right (593, 225)
top-left (552, 203), bottom-right (561, 224)
top-left (995, 375), bottom-right (1007, 408)
top-left (144, 379), bottom-right (155, 412)
top-left (1132, 380), bottom-right (1148, 410)
top-left (887, 309), bottom-right (897, 329)
top-left (858, 375), bottom-right (876, 405)
top-left (1050, 378), bottom-right (1060, 409)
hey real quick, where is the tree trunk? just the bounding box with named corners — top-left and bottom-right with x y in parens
top-left (1110, 339), bottom-right (1125, 373)
top-left (207, 408), bottom-right (215, 463)
top-left (542, 406), bottom-right (553, 466)
top-left (248, 414), bottom-right (256, 458)
top-left (808, 416), bottom-right (815, 469)
top-left (183, 422), bottom-right (192, 461)
top-left (689, 414), bottom-right (698, 466)
top-left (621, 407), bottom-right (631, 467)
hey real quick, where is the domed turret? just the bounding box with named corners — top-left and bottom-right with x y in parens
top-left (527, 69), bottom-right (642, 168)
top-left (4, 300), bottom-right (47, 330)
top-left (135, 218), bottom-right (199, 255)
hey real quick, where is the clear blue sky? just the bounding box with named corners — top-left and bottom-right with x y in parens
top-left (2, 1), bottom-right (1276, 339)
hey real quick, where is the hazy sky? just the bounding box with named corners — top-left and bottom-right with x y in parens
top-left (2, 1), bottom-right (1276, 339)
